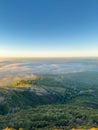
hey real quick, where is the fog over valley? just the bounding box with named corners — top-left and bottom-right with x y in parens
top-left (0, 58), bottom-right (98, 86)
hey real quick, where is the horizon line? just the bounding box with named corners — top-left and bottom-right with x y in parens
top-left (0, 56), bottom-right (98, 59)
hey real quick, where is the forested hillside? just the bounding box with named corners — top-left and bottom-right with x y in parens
top-left (0, 72), bottom-right (98, 129)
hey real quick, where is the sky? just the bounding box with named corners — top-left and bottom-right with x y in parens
top-left (0, 0), bottom-right (98, 57)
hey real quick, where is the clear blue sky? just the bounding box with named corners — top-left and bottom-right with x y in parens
top-left (0, 0), bottom-right (98, 57)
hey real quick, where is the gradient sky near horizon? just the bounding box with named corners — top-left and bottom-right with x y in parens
top-left (0, 0), bottom-right (98, 57)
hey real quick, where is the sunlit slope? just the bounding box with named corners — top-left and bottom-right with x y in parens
top-left (0, 74), bottom-right (37, 87)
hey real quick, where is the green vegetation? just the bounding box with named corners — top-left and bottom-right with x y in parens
top-left (1, 104), bottom-right (98, 130)
top-left (0, 72), bottom-right (98, 129)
